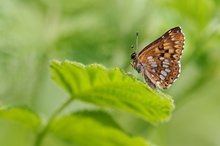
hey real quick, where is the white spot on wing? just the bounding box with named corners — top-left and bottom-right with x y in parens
top-left (160, 57), bottom-right (164, 60)
top-left (165, 68), bottom-right (171, 73)
top-left (156, 81), bottom-right (161, 85)
top-left (167, 84), bottom-right (171, 88)
top-left (177, 73), bottom-right (180, 78)
top-left (163, 64), bottom-right (169, 68)
top-left (151, 64), bottom-right (158, 68)
top-left (163, 60), bottom-right (169, 65)
top-left (160, 75), bottom-right (165, 80)
top-left (147, 56), bottom-right (153, 60)
top-left (149, 61), bottom-right (158, 68)
top-left (161, 70), bottom-right (167, 77)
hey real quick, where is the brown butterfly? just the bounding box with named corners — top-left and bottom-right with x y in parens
top-left (131, 26), bottom-right (185, 89)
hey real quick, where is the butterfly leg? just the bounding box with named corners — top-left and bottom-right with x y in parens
top-left (144, 75), bottom-right (156, 89)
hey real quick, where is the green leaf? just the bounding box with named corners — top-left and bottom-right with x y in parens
top-left (50, 60), bottom-right (174, 123)
top-left (73, 110), bottom-right (123, 130)
top-left (0, 107), bottom-right (41, 131)
top-left (49, 114), bottom-right (150, 146)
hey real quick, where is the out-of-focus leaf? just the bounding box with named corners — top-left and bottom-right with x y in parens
top-left (73, 110), bottom-right (122, 130)
top-left (49, 114), bottom-right (150, 146)
top-left (0, 107), bottom-right (41, 131)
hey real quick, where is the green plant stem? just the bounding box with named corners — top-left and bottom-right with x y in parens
top-left (34, 97), bottom-right (73, 146)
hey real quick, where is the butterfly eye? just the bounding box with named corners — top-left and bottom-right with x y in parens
top-left (131, 52), bottom-right (137, 60)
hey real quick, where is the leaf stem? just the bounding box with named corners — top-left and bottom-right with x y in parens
top-left (34, 97), bottom-right (73, 146)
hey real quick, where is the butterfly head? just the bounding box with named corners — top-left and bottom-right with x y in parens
top-left (131, 52), bottom-right (137, 60)
top-left (131, 52), bottom-right (143, 73)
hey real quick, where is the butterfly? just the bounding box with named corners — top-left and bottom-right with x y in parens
top-left (131, 26), bottom-right (185, 89)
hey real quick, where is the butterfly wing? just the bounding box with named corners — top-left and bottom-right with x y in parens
top-left (137, 26), bottom-right (185, 89)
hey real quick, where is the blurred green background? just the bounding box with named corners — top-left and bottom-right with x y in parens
top-left (1, 0), bottom-right (220, 146)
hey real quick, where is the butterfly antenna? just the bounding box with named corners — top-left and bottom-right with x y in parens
top-left (136, 32), bottom-right (139, 51)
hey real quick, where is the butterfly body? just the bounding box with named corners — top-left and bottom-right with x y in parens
top-left (131, 27), bottom-right (185, 89)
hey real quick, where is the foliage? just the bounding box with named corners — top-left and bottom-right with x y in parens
top-left (0, 61), bottom-right (174, 146)
top-left (50, 113), bottom-right (148, 146)
top-left (50, 60), bottom-right (174, 123)
top-left (0, 107), bottom-right (41, 131)
top-left (1, 0), bottom-right (220, 146)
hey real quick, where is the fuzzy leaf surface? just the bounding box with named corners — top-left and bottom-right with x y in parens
top-left (50, 60), bottom-right (174, 123)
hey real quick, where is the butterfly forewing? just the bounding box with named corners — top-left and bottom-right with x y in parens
top-left (136, 27), bottom-right (184, 89)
